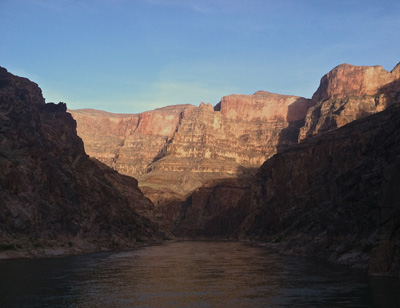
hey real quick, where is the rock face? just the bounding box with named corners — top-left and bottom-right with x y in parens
top-left (299, 63), bottom-right (400, 140)
top-left (0, 67), bottom-right (163, 257)
top-left (237, 103), bottom-right (400, 277)
top-left (71, 64), bottom-right (400, 194)
top-left (174, 178), bottom-right (252, 238)
top-left (69, 105), bottom-right (196, 176)
top-left (70, 92), bottom-right (313, 198)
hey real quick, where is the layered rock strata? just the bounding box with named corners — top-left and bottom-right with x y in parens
top-left (299, 63), bottom-right (400, 140)
top-left (0, 67), bottom-right (163, 258)
top-left (238, 103), bottom-right (400, 277)
top-left (70, 92), bottom-right (313, 198)
top-left (69, 105), bottom-right (196, 175)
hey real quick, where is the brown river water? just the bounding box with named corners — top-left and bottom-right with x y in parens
top-left (0, 241), bottom-right (399, 307)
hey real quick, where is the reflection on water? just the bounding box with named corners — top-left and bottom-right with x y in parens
top-left (0, 241), bottom-right (399, 307)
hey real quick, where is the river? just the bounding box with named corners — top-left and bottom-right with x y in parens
top-left (0, 241), bottom-right (398, 307)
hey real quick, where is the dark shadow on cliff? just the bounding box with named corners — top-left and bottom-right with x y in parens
top-left (236, 165), bottom-right (259, 176)
top-left (172, 177), bottom-right (254, 239)
top-left (378, 78), bottom-right (400, 101)
top-left (276, 98), bottom-right (314, 153)
top-left (152, 140), bottom-right (170, 164)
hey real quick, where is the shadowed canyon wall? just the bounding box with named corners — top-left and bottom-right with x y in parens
top-left (238, 103), bottom-right (400, 277)
top-left (0, 67), bottom-right (164, 258)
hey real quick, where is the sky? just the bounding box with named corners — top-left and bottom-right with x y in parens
top-left (1, 0), bottom-right (400, 113)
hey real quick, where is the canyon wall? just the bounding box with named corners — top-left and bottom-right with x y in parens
top-left (69, 104), bottom-right (196, 175)
top-left (173, 102), bottom-right (400, 277)
top-left (0, 67), bottom-right (164, 258)
top-left (171, 63), bottom-right (400, 277)
top-left (239, 102), bottom-right (400, 277)
top-left (299, 63), bottom-right (400, 140)
top-left (70, 92), bottom-right (313, 198)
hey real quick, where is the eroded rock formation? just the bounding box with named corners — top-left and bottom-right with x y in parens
top-left (69, 105), bottom-right (196, 175)
top-left (299, 63), bottom-right (400, 140)
top-left (173, 102), bottom-right (400, 277)
top-left (174, 178), bottom-right (252, 238)
top-left (70, 91), bottom-right (313, 198)
top-left (0, 67), bottom-right (164, 258)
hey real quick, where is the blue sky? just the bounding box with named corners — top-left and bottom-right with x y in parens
top-left (1, 0), bottom-right (399, 113)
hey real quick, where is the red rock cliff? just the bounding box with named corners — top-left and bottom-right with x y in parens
top-left (70, 105), bottom-right (196, 175)
top-left (71, 91), bottom-right (313, 199)
top-left (299, 63), bottom-right (400, 140)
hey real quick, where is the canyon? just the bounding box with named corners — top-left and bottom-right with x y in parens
top-left (71, 62), bottom-right (400, 277)
top-left (71, 63), bottom-right (400, 228)
top-left (173, 63), bottom-right (400, 277)
top-left (1, 62), bottom-right (399, 277)
top-left (70, 91), bottom-right (315, 228)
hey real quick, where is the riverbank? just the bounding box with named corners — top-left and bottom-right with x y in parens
top-left (0, 236), bottom-right (165, 260)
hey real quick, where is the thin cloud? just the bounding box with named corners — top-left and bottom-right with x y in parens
top-left (31, 0), bottom-right (96, 14)
top-left (145, 0), bottom-right (212, 13)
top-left (66, 80), bottom-right (227, 113)
top-left (131, 80), bottom-right (231, 111)
top-left (144, 0), bottom-right (257, 14)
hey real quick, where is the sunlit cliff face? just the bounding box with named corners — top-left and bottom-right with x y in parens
top-left (300, 63), bottom-right (400, 141)
top-left (70, 91), bottom-right (314, 197)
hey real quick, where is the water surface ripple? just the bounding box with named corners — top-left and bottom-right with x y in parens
top-left (0, 241), bottom-right (399, 307)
